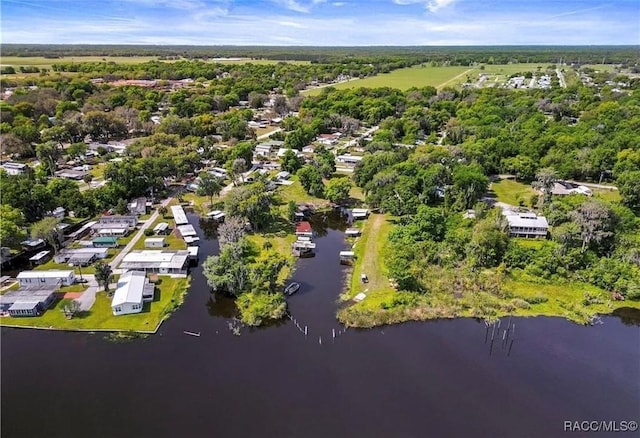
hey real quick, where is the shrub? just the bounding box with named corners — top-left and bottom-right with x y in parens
top-left (524, 294), bottom-right (549, 304)
top-left (144, 229), bottom-right (154, 236)
top-left (510, 298), bottom-right (531, 309)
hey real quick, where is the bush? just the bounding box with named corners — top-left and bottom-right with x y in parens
top-left (236, 292), bottom-right (287, 326)
top-left (510, 298), bottom-right (531, 309)
top-left (144, 229), bottom-right (154, 236)
top-left (524, 294), bottom-right (549, 304)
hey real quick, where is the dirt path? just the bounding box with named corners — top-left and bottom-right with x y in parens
top-left (437, 68), bottom-right (475, 89)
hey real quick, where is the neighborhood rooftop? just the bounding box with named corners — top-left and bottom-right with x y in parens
top-left (171, 205), bottom-right (189, 225)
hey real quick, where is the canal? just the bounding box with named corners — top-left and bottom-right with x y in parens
top-left (2, 212), bottom-right (639, 438)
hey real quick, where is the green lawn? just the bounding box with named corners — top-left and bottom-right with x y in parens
top-left (277, 176), bottom-right (329, 206)
top-left (490, 179), bottom-right (536, 206)
top-left (593, 188), bottom-right (621, 203)
top-left (131, 217), bottom-right (186, 251)
top-left (33, 250), bottom-right (116, 275)
top-left (0, 277), bottom-right (190, 332)
top-left (0, 56), bottom-right (161, 70)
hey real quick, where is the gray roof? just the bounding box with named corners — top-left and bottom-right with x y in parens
top-left (0, 286), bottom-right (58, 306)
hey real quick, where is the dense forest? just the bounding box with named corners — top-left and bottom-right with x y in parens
top-left (3, 44), bottom-right (639, 65)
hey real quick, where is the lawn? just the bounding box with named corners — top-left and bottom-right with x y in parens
top-left (130, 217), bottom-right (186, 251)
top-left (33, 250), bottom-right (116, 275)
top-left (277, 176), bottom-right (329, 206)
top-left (593, 188), bottom-right (621, 203)
top-left (490, 179), bottom-right (536, 206)
top-left (343, 214), bottom-right (396, 307)
top-left (0, 276), bottom-right (190, 332)
top-left (0, 56), bottom-right (161, 70)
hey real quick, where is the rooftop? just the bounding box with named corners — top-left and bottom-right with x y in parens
top-left (111, 271), bottom-right (152, 307)
top-left (17, 270), bottom-right (74, 279)
top-left (171, 205), bottom-right (189, 225)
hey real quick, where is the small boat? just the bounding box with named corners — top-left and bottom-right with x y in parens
top-left (183, 331), bottom-right (201, 337)
top-left (284, 282), bottom-right (300, 296)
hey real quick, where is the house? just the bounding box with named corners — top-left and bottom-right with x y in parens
top-left (336, 155), bottom-right (363, 166)
top-left (55, 169), bottom-right (86, 180)
top-left (92, 236), bottom-right (119, 248)
top-left (187, 246), bottom-right (199, 262)
top-left (54, 248), bottom-right (109, 265)
top-left (119, 250), bottom-right (190, 275)
top-left (503, 211), bottom-right (549, 238)
top-left (93, 215), bottom-right (137, 237)
top-left (302, 145), bottom-right (316, 154)
top-left (295, 221), bottom-right (313, 237)
top-left (128, 197), bottom-right (148, 216)
top-left (145, 237), bottom-right (166, 248)
top-left (17, 270), bottom-right (76, 287)
top-left (254, 141), bottom-right (283, 158)
top-left (153, 222), bottom-right (170, 235)
top-left (545, 182), bottom-right (594, 197)
top-left (111, 271), bottom-right (155, 316)
top-left (170, 206), bottom-right (189, 226)
top-left (209, 167), bottom-right (228, 179)
top-left (277, 148), bottom-right (301, 158)
top-left (0, 285), bottom-right (58, 317)
top-left (68, 221), bottom-right (97, 241)
top-left (21, 238), bottom-right (45, 251)
top-left (317, 133), bottom-right (341, 146)
top-left (177, 224), bottom-right (197, 238)
top-left (29, 250), bottom-right (51, 266)
top-left (292, 238), bottom-right (316, 257)
top-left (1, 162), bottom-right (27, 175)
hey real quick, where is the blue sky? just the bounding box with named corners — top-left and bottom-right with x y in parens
top-left (1, 0), bottom-right (638, 45)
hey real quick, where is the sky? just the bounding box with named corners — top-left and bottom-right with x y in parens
top-left (1, 0), bottom-right (639, 46)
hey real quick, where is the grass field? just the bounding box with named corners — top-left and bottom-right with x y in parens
top-left (490, 179), bottom-right (537, 206)
top-left (0, 276), bottom-right (190, 332)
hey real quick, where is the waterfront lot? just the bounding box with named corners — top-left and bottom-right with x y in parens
top-left (0, 277), bottom-right (189, 332)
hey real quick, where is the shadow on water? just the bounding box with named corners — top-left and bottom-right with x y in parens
top-left (611, 307), bottom-right (640, 326)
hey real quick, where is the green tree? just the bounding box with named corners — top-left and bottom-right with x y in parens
top-left (297, 165), bottom-right (324, 197)
top-left (94, 261), bottom-right (113, 294)
top-left (31, 217), bottom-right (63, 254)
top-left (533, 167), bottom-right (558, 206)
top-left (197, 172), bottom-right (223, 206)
top-left (617, 171), bottom-right (640, 211)
top-left (0, 205), bottom-right (27, 249)
top-left (324, 177), bottom-right (352, 204)
top-left (569, 199), bottom-right (617, 252)
top-left (67, 142), bottom-right (87, 159)
top-left (280, 149), bottom-right (303, 174)
top-left (203, 241), bottom-right (249, 297)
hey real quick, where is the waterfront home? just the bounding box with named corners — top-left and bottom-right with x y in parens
top-left (339, 251), bottom-right (355, 265)
top-left (170, 205), bottom-right (189, 226)
top-left (351, 208), bottom-right (369, 220)
top-left (206, 210), bottom-right (226, 222)
top-left (17, 270), bottom-right (76, 287)
top-left (0, 285), bottom-right (58, 317)
top-left (111, 271), bottom-right (155, 316)
top-left (292, 237), bottom-right (316, 257)
top-left (502, 210), bottom-right (549, 238)
top-left (345, 228), bottom-right (361, 237)
top-left (119, 250), bottom-right (190, 275)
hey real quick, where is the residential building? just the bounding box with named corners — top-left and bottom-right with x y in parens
top-left (336, 155), bottom-right (364, 166)
top-left (49, 207), bottom-right (66, 219)
top-left (275, 171), bottom-right (291, 180)
top-left (503, 211), bottom-right (549, 238)
top-left (92, 215), bottom-right (137, 237)
top-left (295, 221), bottom-right (313, 237)
top-left (92, 236), bottom-right (119, 248)
top-left (144, 237), bottom-right (166, 248)
top-left (111, 271), bottom-right (155, 316)
top-left (17, 270), bottom-right (76, 287)
top-left (54, 248), bottom-right (109, 265)
top-left (128, 197), bottom-right (149, 216)
top-left (0, 285), bottom-right (58, 317)
top-left (119, 250), bottom-right (190, 275)
top-left (29, 250), bottom-right (51, 266)
top-left (153, 222), bottom-right (170, 235)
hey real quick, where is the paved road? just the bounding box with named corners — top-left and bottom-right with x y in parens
top-left (75, 274), bottom-right (98, 311)
top-left (565, 180), bottom-right (618, 190)
top-left (556, 68), bottom-right (566, 88)
top-left (345, 126), bottom-right (379, 148)
top-left (109, 196), bottom-right (173, 272)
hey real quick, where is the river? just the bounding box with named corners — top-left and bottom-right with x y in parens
top-left (2, 212), bottom-right (639, 438)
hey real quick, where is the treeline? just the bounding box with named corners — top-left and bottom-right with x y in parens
top-left (2, 44), bottom-right (638, 64)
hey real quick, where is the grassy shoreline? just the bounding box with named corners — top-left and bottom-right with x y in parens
top-left (337, 214), bottom-right (640, 328)
top-left (0, 276), bottom-right (190, 333)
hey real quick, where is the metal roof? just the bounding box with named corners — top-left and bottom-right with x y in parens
top-left (171, 205), bottom-right (189, 225)
top-left (119, 250), bottom-right (190, 270)
top-left (177, 224), bottom-right (197, 237)
top-left (111, 271), bottom-right (148, 307)
top-left (17, 270), bottom-right (74, 279)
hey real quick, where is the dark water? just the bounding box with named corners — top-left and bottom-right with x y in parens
top-left (2, 213), bottom-right (639, 438)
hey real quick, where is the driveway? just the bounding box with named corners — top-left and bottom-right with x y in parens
top-left (75, 274), bottom-right (98, 311)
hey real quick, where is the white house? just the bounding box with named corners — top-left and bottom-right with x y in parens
top-left (111, 271), bottom-right (155, 316)
top-left (336, 155), bottom-right (363, 166)
top-left (503, 211), bottom-right (549, 238)
top-left (144, 237), bottom-right (166, 248)
top-left (17, 270), bottom-right (76, 287)
top-left (170, 205), bottom-right (189, 226)
top-left (119, 250), bottom-right (190, 275)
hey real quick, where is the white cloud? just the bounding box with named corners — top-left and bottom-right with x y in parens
top-left (271, 0), bottom-right (326, 13)
top-left (332, 2), bottom-right (346, 6)
top-left (392, 0), bottom-right (458, 13)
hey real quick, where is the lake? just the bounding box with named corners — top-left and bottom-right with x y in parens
top-left (2, 212), bottom-right (639, 438)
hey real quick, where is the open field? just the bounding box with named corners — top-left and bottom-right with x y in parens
top-left (0, 276), bottom-right (190, 332)
top-left (490, 179), bottom-right (536, 206)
